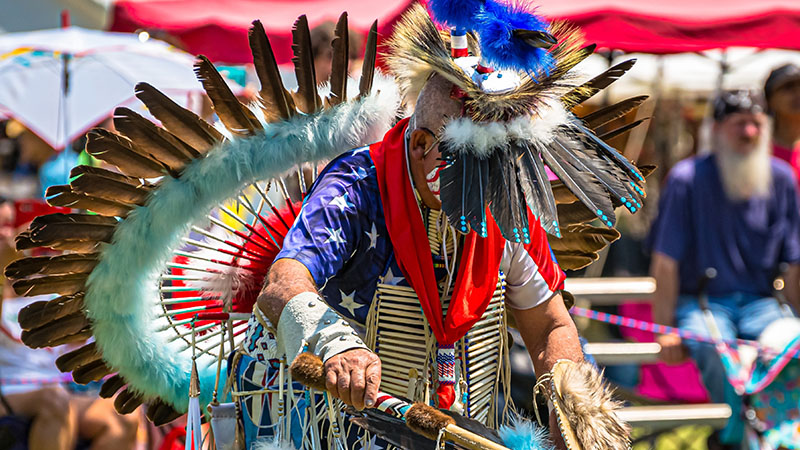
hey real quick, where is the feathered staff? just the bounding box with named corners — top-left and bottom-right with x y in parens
top-left (291, 353), bottom-right (553, 450)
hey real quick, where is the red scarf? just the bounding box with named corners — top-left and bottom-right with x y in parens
top-left (370, 119), bottom-right (505, 346)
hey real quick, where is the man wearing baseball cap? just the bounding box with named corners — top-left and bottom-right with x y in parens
top-left (650, 90), bottom-right (800, 449)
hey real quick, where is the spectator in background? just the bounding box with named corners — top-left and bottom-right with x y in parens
top-left (0, 199), bottom-right (140, 450)
top-left (766, 63), bottom-right (800, 178)
top-left (310, 20), bottom-right (365, 86)
top-left (649, 90), bottom-right (800, 449)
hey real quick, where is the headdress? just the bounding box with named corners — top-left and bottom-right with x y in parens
top-left (388, 1), bottom-right (648, 245)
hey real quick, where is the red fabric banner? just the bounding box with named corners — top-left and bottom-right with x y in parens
top-left (370, 118), bottom-right (504, 346)
top-left (110, 0), bottom-right (412, 64)
top-left (111, 0), bottom-right (800, 59)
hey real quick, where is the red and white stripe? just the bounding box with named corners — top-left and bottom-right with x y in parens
top-left (450, 27), bottom-right (469, 58)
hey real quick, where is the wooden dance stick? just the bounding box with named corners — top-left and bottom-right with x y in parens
top-left (290, 352), bottom-right (510, 450)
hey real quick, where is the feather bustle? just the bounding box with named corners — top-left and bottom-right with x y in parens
top-left (26, 213), bottom-right (117, 244)
top-left (580, 96), bottom-right (649, 130)
top-left (327, 13), bottom-right (349, 107)
top-left (548, 224), bottom-right (619, 254)
top-left (11, 273), bottom-right (87, 297)
top-left (146, 399), bottom-right (183, 426)
top-left (69, 173), bottom-right (150, 206)
top-left (552, 133), bottom-right (642, 208)
top-left (358, 21), bottom-right (378, 99)
top-left (572, 121), bottom-right (646, 185)
top-left (85, 128), bottom-right (165, 178)
top-left (598, 118), bottom-right (649, 142)
top-left (249, 20), bottom-right (294, 121)
top-left (291, 16), bottom-right (321, 114)
top-left (487, 146), bottom-right (528, 241)
top-left (564, 59), bottom-right (637, 107)
top-left (17, 294), bottom-right (84, 331)
top-left (20, 311), bottom-right (90, 349)
top-left (518, 143), bottom-right (559, 235)
top-left (551, 251), bottom-right (597, 271)
top-left (194, 55), bottom-right (262, 135)
top-left (45, 186), bottom-right (134, 217)
top-left (99, 374), bottom-right (126, 399)
top-left (540, 140), bottom-right (615, 227)
top-left (555, 201), bottom-right (597, 226)
top-left (134, 82), bottom-right (222, 152)
top-left (113, 107), bottom-right (197, 172)
top-left (55, 342), bottom-right (100, 372)
top-left (72, 359), bottom-right (113, 385)
top-left (5, 253), bottom-right (99, 280)
top-left (15, 234), bottom-right (103, 253)
top-left (46, 328), bottom-right (93, 347)
top-left (114, 388), bottom-right (144, 415)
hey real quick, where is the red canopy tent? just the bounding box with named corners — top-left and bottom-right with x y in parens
top-left (110, 0), bottom-right (413, 64)
top-left (534, 0), bottom-right (800, 53)
top-left (110, 0), bottom-right (800, 62)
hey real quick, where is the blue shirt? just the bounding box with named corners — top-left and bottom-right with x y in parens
top-left (650, 154), bottom-right (800, 297)
top-left (276, 146), bottom-right (393, 325)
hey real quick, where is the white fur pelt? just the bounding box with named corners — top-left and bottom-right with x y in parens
top-left (441, 99), bottom-right (569, 157)
top-left (84, 72), bottom-right (401, 412)
top-left (557, 362), bottom-right (630, 450)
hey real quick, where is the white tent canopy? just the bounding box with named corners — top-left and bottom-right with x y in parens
top-left (576, 48), bottom-right (800, 102)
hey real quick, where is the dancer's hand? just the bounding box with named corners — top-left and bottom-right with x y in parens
top-left (657, 334), bottom-right (686, 364)
top-left (324, 348), bottom-right (381, 410)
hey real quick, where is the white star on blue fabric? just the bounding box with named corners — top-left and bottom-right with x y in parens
top-left (365, 223), bottom-right (379, 249)
top-left (324, 227), bottom-right (345, 246)
top-left (339, 289), bottom-right (364, 316)
top-left (383, 267), bottom-right (404, 285)
top-left (351, 166), bottom-right (369, 179)
top-left (330, 192), bottom-right (354, 212)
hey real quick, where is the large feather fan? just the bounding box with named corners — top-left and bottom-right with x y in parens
top-left (5, 12), bottom-right (399, 424)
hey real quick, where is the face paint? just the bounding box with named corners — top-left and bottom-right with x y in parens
top-left (426, 165), bottom-right (442, 200)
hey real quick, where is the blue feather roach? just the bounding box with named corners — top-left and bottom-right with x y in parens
top-left (475, 0), bottom-right (555, 74)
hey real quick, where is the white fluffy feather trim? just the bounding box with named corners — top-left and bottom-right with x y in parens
top-left (441, 99), bottom-right (569, 157)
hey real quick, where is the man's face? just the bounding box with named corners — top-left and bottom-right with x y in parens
top-left (769, 79), bottom-right (800, 118)
top-left (716, 112), bottom-right (768, 155)
top-left (407, 74), bottom-right (464, 208)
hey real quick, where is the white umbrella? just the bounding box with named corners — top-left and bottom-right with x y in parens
top-left (0, 26), bottom-right (220, 150)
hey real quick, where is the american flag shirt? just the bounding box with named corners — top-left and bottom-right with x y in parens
top-left (275, 146), bottom-right (566, 326)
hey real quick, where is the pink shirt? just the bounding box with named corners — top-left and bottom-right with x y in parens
top-left (773, 143), bottom-right (800, 182)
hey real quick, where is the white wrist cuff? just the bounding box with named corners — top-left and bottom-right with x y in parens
top-left (276, 292), bottom-right (370, 364)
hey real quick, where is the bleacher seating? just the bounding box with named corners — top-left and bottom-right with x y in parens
top-left (567, 276), bottom-right (733, 432)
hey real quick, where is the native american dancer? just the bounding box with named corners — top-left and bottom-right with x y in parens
top-left (5, 0), bottom-right (652, 449)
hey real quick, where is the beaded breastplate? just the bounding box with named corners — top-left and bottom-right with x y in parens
top-left (364, 210), bottom-right (511, 427)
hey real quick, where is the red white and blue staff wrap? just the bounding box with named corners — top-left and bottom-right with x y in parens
top-left (450, 27), bottom-right (469, 58)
